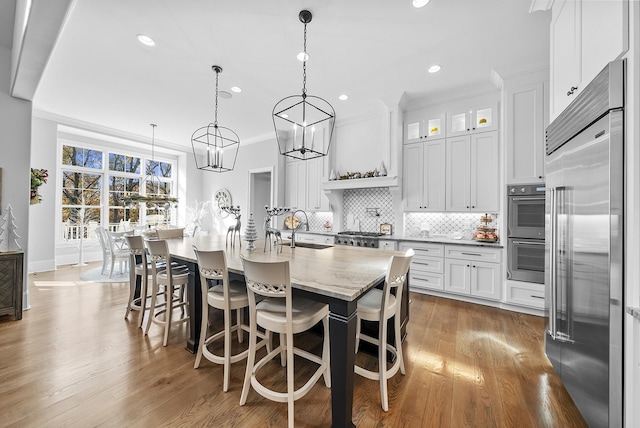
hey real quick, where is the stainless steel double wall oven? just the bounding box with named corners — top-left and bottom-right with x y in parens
top-left (507, 184), bottom-right (546, 283)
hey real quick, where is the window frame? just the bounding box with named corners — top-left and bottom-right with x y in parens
top-left (56, 138), bottom-right (178, 245)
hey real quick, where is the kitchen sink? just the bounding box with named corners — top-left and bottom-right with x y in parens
top-left (280, 241), bottom-right (332, 250)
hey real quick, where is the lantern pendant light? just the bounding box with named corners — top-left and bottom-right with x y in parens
top-left (273, 10), bottom-right (335, 161)
top-left (191, 65), bottom-right (240, 172)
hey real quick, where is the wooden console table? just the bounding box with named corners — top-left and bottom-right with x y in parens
top-left (0, 252), bottom-right (24, 320)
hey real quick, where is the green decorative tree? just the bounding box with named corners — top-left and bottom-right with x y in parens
top-left (244, 213), bottom-right (258, 250)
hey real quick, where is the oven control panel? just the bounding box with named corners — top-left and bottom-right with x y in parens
top-left (508, 184), bottom-right (546, 196)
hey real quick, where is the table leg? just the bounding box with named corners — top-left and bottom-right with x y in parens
top-left (183, 259), bottom-right (201, 354)
top-left (329, 299), bottom-right (358, 428)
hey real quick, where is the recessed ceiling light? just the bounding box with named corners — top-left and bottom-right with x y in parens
top-left (280, 113), bottom-right (289, 118)
top-left (137, 34), bottom-right (155, 47)
top-left (230, 86), bottom-right (242, 93)
top-left (297, 52), bottom-right (309, 62)
top-left (338, 94), bottom-right (349, 101)
top-left (218, 90), bottom-right (232, 99)
top-left (413, 0), bottom-right (431, 8)
top-left (428, 64), bottom-right (442, 73)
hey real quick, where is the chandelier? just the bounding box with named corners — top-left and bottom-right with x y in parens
top-left (123, 124), bottom-right (178, 207)
top-left (191, 65), bottom-right (240, 172)
top-left (273, 10), bottom-right (335, 161)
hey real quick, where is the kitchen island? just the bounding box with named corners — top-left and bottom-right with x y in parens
top-left (166, 235), bottom-right (403, 428)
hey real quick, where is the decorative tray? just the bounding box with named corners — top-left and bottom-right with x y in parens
top-left (285, 215), bottom-right (300, 229)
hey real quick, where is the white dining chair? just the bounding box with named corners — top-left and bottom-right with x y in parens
top-left (156, 227), bottom-right (185, 239)
top-left (144, 239), bottom-right (190, 346)
top-left (124, 235), bottom-right (153, 328)
top-left (192, 247), bottom-right (268, 392)
top-left (354, 248), bottom-right (414, 411)
top-left (95, 227), bottom-right (128, 277)
top-left (239, 256), bottom-right (330, 428)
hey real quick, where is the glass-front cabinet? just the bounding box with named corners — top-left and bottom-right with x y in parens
top-left (446, 103), bottom-right (497, 137)
top-left (404, 110), bottom-right (445, 143)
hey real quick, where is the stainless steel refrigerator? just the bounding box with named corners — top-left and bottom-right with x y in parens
top-left (545, 59), bottom-right (624, 427)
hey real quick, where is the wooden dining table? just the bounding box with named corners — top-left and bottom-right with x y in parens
top-left (165, 235), bottom-right (403, 428)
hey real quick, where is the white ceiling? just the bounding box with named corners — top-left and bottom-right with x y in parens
top-left (33, 0), bottom-right (550, 149)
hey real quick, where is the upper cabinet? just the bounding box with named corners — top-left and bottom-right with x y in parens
top-left (404, 110), bottom-right (445, 143)
top-left (446, 131), bottom-right (499, 212)
top-left (284, 126), bottom-right (330, 212)
top-left (550, 0), bottom-right (628, 120)
top-left (505, 71), bottom-right (548, 185)
top-left (403, 139), bottom-right (446, 211)
top-left (446, 103), bottom-right (498, 137)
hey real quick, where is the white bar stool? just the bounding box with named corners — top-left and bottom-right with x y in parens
top-left (239, 257), bottom-right (331, 428)
top-left (354, 248), bottom-right (414, 411)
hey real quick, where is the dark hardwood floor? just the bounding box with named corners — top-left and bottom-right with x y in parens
top-left (0, 262), bottom-right (587, 427)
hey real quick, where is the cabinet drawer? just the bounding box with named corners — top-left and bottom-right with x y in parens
top-left (411, 255), bottom-right (444, 274)
top-left (379, 240), bottom-right (397, 251)
top-left (401, 242), bottom-right (444, 257)
top-left (506, 282), bottom-right (545, 309)
top-left (410, 271), bottom-right (444, 291)
top-left (444, 245), bottom-right (501, 263)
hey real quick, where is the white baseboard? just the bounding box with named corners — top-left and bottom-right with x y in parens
top-left (27, 259), bottom-right (56, 273)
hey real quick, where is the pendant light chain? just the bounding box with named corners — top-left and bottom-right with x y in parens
top-left (150, 123), bottom-right (156, 163)
top-left (302, 21), bottom-right (307, 97)
top-left (214, 69), bottom-right (219, 126)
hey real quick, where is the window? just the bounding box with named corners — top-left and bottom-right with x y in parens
top-left (108, 153), bottom-right (141, 226)
top-left (61, 146), bottom-right (103, 240)
top-left (59, 142), bottom-right (177, 241)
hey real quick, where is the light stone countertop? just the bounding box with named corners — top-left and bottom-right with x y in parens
top-left (280, 229), bottom-right (504, 248)
top-left (167, 235), bottom-right (403, 301)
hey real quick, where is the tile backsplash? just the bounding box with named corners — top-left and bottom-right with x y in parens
top-left (343, 187), bottom-right (395, 232)
top-left (405, 212), bottom-right (499, 240)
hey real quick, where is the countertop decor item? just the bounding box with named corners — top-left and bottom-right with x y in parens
top-left (473, 213), bottom-right (499, 242)
top-left (30, 168), bottom-right (48, 205)
top-left (273, 10), bottom-right (335, 161)
top-left (221, 205), bottom-right (241, 247)
top-left (191, 65), bottom-right (240, 173)
top-left (264, 206), bottom-right (290, 252)
top-left (244, 213), bottom-right (258, 250)
top-left (380, 223), bottom-right (392, 235)
top-left (284, 215), bottom-right (300, 229)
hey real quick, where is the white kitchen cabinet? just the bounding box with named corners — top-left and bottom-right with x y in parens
top-left (506, 81), bottom-right (547, 184)
top-left (285, 158), bottom-right (330, 213)
top-left (400, 242), bottom-right (445, 292)
top-left (446, 131), bottom-right (499, 212)
top-left (285, 161), bottom-right (305, 211)
top-left (403, 139), bottom-right (445, 211)
top-left (404, 110), bottom-right (445, 143)
top-left (550, 0), bottom-right (628, 120)
top-left (291, 233), bottom-right (335, 245)
top-left (446, 103), bottom-right (497, 137)
top-left (443, 245), bottom-right (502, 301)
top-left (306, 157), bottom-right (330, 211)
top-left (505, 280), bottom-right (545, 310)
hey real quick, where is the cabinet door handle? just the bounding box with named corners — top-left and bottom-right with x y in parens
top-left (567, 86), bottom-right (578, 96)
top-left (461, 252), bottom-right (481, 256)
top-left (531, 295), bottom-right (545, 300)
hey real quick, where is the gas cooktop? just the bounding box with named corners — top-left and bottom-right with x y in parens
top-left (337, 231), bottom-right (385, 237)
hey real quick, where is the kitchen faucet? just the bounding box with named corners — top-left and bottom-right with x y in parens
top-left (290, 210), bottom-right (309, 248)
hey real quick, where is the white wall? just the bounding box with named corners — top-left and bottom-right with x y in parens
top-left (27, 115), bottom-right (203, 270)
top-left (28, 116), bottom-right (57, 272)
top-left (200, 137), bottom-right (284, 235)
top-left (333, 101), bottom-right (389, 177)
top-left (0, 46), bottom-right (32, 308)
